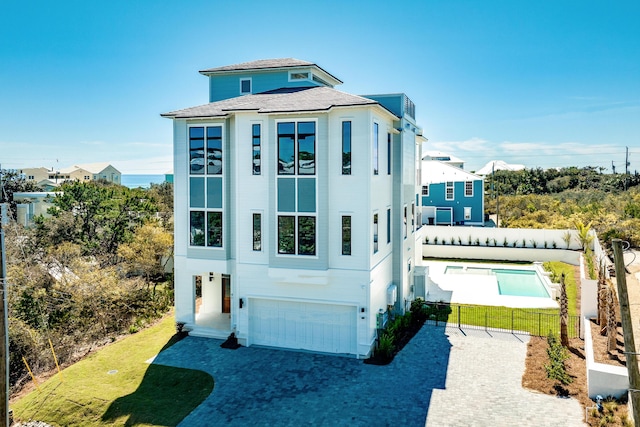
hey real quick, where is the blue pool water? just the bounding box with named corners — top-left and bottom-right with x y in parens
top-left (445, 266), bottom-right (550, 298)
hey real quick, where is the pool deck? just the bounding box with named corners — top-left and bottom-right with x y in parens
top-left (424, 260), bottom-right (559, 309)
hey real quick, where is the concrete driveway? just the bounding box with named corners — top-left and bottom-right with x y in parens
top-left (152, 325), bottom-right (584, 426)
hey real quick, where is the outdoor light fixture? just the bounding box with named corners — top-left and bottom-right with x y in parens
top-left (239, 298), bottom-right (244, 309)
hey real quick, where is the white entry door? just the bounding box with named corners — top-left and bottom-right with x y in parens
top-left (249, 299), bottom-right (357, 354)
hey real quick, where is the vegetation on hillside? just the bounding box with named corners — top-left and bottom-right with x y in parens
top-left (1, 175), bottom-right (174, 393)
top-left (485, 167), bottom-right (640, 246)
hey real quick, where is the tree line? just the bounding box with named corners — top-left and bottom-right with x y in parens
top-left (1, 172), bottom-right (174, 392)
top-left (485, 167), bottom-right (640, 246)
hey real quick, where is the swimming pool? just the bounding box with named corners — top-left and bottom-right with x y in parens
top-left (444, 266), bottom-right (550, 298)
top-left (424, 261), bottom-right (558, 308)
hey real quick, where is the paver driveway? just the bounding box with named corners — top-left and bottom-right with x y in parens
top-left (152, 325), bottom-right (584, 426)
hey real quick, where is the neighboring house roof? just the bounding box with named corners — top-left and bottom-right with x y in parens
top-left (161, 86), bottom-right (383, 119)
top-left (74, 162), bottom-right (119, 174)
top-left (422, 151), bottom-right (464, 164)
top-left (422, 160), bottom-right (483, 185)
top-left (199, 58), bottom-right (343, 84)
top-left (475, 160), bottom-right (525, 175)
top-left (57, 162), bottom-right (120, 175)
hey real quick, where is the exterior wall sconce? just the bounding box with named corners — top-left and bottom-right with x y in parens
top-left (239, 298), bottom-right (244, 309)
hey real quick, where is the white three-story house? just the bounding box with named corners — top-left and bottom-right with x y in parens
top-left (162, 58), bottom-right (425, 357)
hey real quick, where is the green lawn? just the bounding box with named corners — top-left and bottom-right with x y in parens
top-left (11, 315), bottom-right (213, 427)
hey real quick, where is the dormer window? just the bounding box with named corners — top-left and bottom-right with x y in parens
top-left (289, 71), bottom-right (310, 81)
top-left (240, 78), bottom-right (251, 94)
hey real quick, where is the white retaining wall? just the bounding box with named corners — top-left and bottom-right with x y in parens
top-left (584, 315), bottom-right (629, 399)
top-left (423, 245), bottom-right (580, 265)
top-left (421, 226), bottom-right (583, 250)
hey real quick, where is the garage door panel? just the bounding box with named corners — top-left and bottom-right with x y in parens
top-left (249, 299), bottom-right (356, 354)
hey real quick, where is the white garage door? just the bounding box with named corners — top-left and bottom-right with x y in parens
top-left (249, 299), bottom-right (357, 355)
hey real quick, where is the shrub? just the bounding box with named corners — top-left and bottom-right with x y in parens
top-left (377, 332), bottom-right (395, 360)
top-left (544, 333), bottom-right (572, 385)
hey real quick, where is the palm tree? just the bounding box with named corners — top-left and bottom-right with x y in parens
top-left (574, 220), bottom-right (594, 251)
top-left (560, 273), bottom-right (569, 347)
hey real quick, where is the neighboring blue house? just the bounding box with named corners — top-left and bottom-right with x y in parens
top-left (421, 160), bottom-right (484, 226)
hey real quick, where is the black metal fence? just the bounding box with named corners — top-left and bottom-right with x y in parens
top-left (423, 303), bottom-right (581, 338)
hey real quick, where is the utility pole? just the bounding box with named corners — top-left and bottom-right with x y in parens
top-left (0, 164), bottom-right (8, 427)
top-left (612, 161), bottom-right (616, 174)
top-left (0, 222), bottom-right (8, 427)
top-left (612, 239), bottom-right (640, 424)
top-left (625, 146), bottom-right (630, 191)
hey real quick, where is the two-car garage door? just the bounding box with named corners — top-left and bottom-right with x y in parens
top-left (249, 299), bottom-right (357, 355)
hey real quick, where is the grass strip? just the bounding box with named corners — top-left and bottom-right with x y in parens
top-left (11, 315), bottom-right (213, 427)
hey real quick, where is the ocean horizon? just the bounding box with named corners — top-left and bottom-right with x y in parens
top-left (121, 174), bottom-right (166, 189)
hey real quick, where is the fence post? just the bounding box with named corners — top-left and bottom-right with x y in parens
top-left (485, 311), bottom-right (488, 332)
top-left (511, 310), bottom-right (514, 334)
top-left (457, 305), bottom-right (460, 329)
top-left (538, 313), bottom-right (541, 337)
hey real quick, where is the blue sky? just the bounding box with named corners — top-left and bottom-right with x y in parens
top-left (1, 0), bottom-right (638, 174)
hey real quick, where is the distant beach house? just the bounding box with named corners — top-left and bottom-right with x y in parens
top-left (162, 58), bottom-right (425, 357)
top-left (421, 160), bottom-right (485, 226)
top-left (19, 162), bottom-right (122, 187)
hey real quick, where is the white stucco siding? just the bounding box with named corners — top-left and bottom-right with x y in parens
top-left (369, 111), bottom-right (395, 271)
top-left (327, 108), bottom-right (372, 271)
top-left (173, 120), bottom-right (189, 258)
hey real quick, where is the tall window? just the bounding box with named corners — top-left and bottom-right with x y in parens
top-left (278, 122), bottom-right (315, 175)
top-left (411, 203), bottom-right (415, 233)
top-left (373, 123), bottom-right (379, 175)
top-left (253, 213), bottom-right (262, 251)
top-left (189, 125), bottom-right (224, 247)
top-left (342, 216), bottom-right (351, 255)
top-left (252, 124), bottom-right (261, 175)
top-left (387, 133), bottom-right (391, 175)
top-left (403, 206), bottom-right (407, 239)
top-left (465, 181), bottom-right (473, 197)
top-left (446, 181), bottom-right (454, 200)
top-left (277, 120), bottom-right (317, 256)
top-left (422, 185), bottom-right (429, 196)
top-left (386, 208), bottom-right (391, 244)
top-left (373, 213), bottom-right (379, 253)
top-left (342, 121), bottom-right (351, 175)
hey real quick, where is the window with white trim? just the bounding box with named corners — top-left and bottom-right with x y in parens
top-left (445, 181), bottom-right (454, 200)
top-left (465, 181), bottom-right (473, 197)
top-left (342, 121), bottom-right (351, 175)
top-left (464, 207), bottom-right (472, 221)
top-left (373, 213), bottom-right (379, 254)
top-left (253, 213), bottom-right (262, 251)
top-left (276, 120), bottom-right (317, 256)
top-left (188, 125), bottom-right (224, 248)
top-left (240, 78), bottom-right (251, 94)
top-left (342, 215), bottom-right (351, 255)
top-left (373, 123), bottom-right (379, 175)
top-left (252, 124), bottom-right (261, 175)
top-left (403, 205), bottom-right (407, 239)
top-left (422, 185), bottom-right (429, 196)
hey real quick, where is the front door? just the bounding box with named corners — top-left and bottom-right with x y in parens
top-left (222, 275), bottom-right (231, 313)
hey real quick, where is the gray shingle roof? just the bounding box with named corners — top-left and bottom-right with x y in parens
top-left (199, 58), bottom-right (315, 73)
top-left (198, 58), bottom-right (343, 85)
top-left (161, 87), bottom-right (383, 119)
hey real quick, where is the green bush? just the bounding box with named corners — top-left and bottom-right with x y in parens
top-left (544, 333), bottom-right (572, 385)
top-left (377, 332), bottom-right (395, 360)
